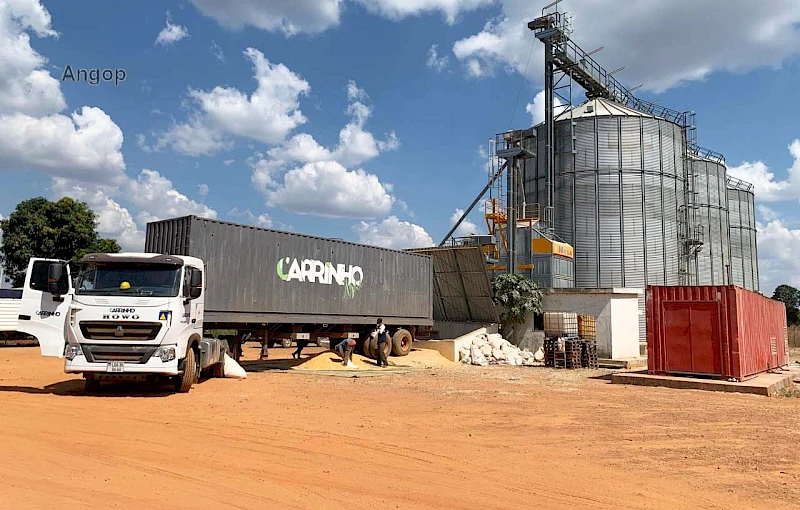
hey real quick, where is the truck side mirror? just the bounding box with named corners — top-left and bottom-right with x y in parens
top-left (47, 263), bottom-right (64, 296)
top-left (184, 269), bottom-right (203, 300)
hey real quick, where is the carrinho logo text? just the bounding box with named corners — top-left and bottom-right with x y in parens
top-left (277, 257), bottom-right (363, 287)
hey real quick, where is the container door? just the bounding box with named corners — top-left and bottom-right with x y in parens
top-left (663, 301), bottom-right (722, 376)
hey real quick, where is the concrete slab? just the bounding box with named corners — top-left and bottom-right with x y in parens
top-left (611, 368), bottom-right (800, 396)
top-left (599, 358), bottom-right (648, 370)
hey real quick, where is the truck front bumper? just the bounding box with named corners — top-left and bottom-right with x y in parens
top-left (64, 344), bottom-right (181, 376)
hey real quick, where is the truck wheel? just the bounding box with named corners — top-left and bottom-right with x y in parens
top-left (315, 337), bottom-right (322, 347)
top-left (281, 338), bottom-right (292, 348)
top-left (392, 329), bottom-right (413, 356)
top-left (382, 339), bottom-right (392, 358)
top-left (364, 338), bottom-right (374, 359)
top-left (85, 376), bottom-right (100, 393)
top-left (175, 347), bottom-right (198, 393)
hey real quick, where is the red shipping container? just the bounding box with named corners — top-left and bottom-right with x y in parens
top-left (647, 285), bottom-right (788, 381)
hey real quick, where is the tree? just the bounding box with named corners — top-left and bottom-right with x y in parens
top-left (491, 273), bottom-right (543, 326)
top-left (772, 284), bottom-right (800, 326)
top-left (0, 197), bottom-right (121, 287)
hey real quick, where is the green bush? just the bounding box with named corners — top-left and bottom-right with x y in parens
top-left (491, 274), bottom-right (543, 326)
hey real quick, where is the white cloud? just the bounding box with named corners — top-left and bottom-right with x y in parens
top-left (249, 80), bottom-right (400, 219)
top-left (0, 107), bottom-right (126, 185)
top-left (525, 89), bottom-right (565, 126)
top-left (453, 1), bottom-right (800, 92)
top-left (154, 47), bottom-right (310, 155)
top-left (0, 0), bottom-right (65, 117)
top-left (51, 178), bottom-right (144, 251)
top-left (189, 0), bottom-right (491, 36)
top-left (156, 117), bottom-right (234, 157)
top-left (0, 1), bottom-right (126, 185)
top-left (210, 39), bottom-right (225, 62)
top-left (353, 0), bottom-right (493, 24)
top-left (355, 216), bottom-right (434, 249)
top-left (228, 207), bottom-right (273, 227)
top-left (223, 158), bottom-right (235, 166)
top-left (189, 0), bottom-right (340, 36)
top-left (756, 216), bottom-right (800, 296)
top-left (451, 208), bottom-right (480, 237)
top-left (728, 139), bottom-right (800, 202)
top-left (51, 169), bottom-right (219, 250)
top-left (126, 170), bottom-right (217, 224)
top-left (197, 183), bottom-right (210, 198)
top-left (155, 11), bottom-right (189, 46)
top-left (266, 161), bottom-right (394, 219)
top-left (255, 80), bottom-right (398, 169)
top-left (426, 44), bottom-right (450, 72)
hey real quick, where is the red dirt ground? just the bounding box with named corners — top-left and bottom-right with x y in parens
top-left (0, 345), bottom-right (798, 509)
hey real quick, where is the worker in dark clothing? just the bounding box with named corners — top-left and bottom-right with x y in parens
top-left (375, 318), bottom-right (389, 367)
top-left (292, 339), bottom-right (310, 360)
top-left (335, 338), bottom-right (357, 368)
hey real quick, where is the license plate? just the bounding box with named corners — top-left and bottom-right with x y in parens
top-left (106, 362), bottom-right (124, 373)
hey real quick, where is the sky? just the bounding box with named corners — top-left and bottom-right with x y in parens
top-left (0, 0), bottom-right (799, 295)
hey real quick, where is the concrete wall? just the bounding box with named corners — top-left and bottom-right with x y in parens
top-left (542, 288), bottom-right (642, 360)
top-left (433, 321), bottom-right (498, 340)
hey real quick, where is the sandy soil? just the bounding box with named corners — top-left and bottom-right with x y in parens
top-left (1, 345), bottom-right (799, 510)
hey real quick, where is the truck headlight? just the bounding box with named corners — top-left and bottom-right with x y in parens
top-left (65, 344), bottom-right (82, 360)
top-left (154, 347), bottom-right (176, 363)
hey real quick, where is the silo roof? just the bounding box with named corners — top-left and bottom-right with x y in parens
top-left (555, 97), bottom-right (655, 121)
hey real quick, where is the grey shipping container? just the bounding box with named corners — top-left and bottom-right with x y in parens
top-left (144, 216), bottom-right (434, 326)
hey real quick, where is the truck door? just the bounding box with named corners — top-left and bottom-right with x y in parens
top-left (17, 258), bottom-right (72, 357)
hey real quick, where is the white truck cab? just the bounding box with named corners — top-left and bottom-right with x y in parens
top-left (17, 253), bottom-right (227, 392)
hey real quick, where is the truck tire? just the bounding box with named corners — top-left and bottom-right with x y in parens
top-left (175, 347), bottom-right (198, 393)
top-left (281, 338), bottom-right (292, 348)
top-left (364, 338), bottom-right (374, 359)
top-left (392, 329), bottom-right (413, 356)
top-left (381, 338), bottom-right (392, 358)
top-left (85, 376), bottom-right (100, 393)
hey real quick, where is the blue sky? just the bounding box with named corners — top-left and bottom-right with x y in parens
top-left (1, 0), bottom-right (799, 295)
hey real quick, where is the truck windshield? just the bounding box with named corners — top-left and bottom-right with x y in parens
top-left (75, 264), bottom-right (182, 297)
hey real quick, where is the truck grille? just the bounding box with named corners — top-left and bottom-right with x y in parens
top-left (81, 345), bottom-right (158, 364)
top-left (79, 321), bottom-right (162, 341)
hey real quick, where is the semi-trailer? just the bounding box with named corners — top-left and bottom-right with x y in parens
top-left (16, 216), bottom-right (434, 393)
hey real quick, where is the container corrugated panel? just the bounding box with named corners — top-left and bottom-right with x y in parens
top-left (647, 285), bottom-right (788, 381)
top-left (146, 216), bottom-right (433, 323)
top-left (0, 297), bottom-right (21, 331)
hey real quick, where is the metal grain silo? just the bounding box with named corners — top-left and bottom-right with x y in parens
top-left (690, 152), bottom-right (731, 285)
top-left (523, 97), bottom-right (687, 341)
top-left (727, 178), bottom-right (760, 291)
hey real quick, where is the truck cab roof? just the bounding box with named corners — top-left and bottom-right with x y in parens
top-left (80, 252), bottom-right (204, 267)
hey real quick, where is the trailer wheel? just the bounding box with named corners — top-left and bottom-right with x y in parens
top-left (364, 337), bottom-right (374, 359)
top-left (315, 337), bottom-right (323, 347)
top-left (85, 376), bottom-right (100, 394)
top-left (381, 338), bottom-right (392, 358)
top-left (175, 347), bottom-right (198, 393)
top-left (281, 338), bottom-right (292, 349)
top-left (392, 329), bottom-right (413, 356)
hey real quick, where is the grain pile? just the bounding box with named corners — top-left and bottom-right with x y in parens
top-left (292, 349), bottom-right (455, 372)
top-left (459, 333), bottom-right (540, 366)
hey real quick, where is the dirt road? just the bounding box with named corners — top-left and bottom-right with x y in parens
top-left (1, 346), bottom-right (798, 510)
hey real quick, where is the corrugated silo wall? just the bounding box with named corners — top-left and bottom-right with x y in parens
top-left (691, 157), bottom-right (731, 285)
top-left (727, 187), bottom-right (760, 291)
top-left (524, 116), bottom-right (687, 343)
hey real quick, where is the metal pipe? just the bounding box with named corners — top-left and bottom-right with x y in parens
top-left (439, 161), bottom-right (508, 247)
top-left (507, 159), bottom-right (517, 274)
